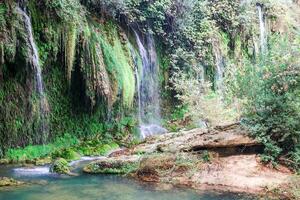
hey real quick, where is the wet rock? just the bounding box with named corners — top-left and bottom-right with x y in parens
top-left (83, 155), bottom-right (140, 174)
top-left (0, 177), bottom-right (25, 187)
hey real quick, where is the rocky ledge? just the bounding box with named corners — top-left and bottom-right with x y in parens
top-left (83, 123), bottom-right (297, 198)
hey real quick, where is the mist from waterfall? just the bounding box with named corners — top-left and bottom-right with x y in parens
top-left (257, 4), bottom-right (267, 54)
top-left (17, 6), bottom-right (49, 143)
top-left (133, 30), bottom-right (167, 139)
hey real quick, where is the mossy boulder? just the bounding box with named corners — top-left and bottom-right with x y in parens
top-left (50, 158), bottom-right (70, 175)
top-left (0, 177), bottom-right (25, 187)
top-left (83, 155), bottom-right (140, 174)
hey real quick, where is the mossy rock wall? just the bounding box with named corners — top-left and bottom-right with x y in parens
top-left (0, 0), bottom-right (139, 157)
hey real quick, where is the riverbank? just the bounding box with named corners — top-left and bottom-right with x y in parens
top-left (84, 124), bottom-right (299, 199)
top-left (1, 124), bottom-right (299, 199)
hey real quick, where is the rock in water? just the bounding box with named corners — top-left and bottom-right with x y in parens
top-left (0, 177), bottom-right (25, 187)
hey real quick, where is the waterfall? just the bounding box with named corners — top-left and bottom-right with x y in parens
top-left (212, 42), bottom-right (225, 92)
top-left (133, 30), bottom-right (167, 139)
top-left (17, 7), bottom-right (49, 143)
top-left (257, 4), bottom-right (267, 53)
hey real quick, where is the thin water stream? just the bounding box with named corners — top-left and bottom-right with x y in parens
top-left (17, 6), bottom-right (49, 143)
top-left (256, 4), bottom-right (267, 54)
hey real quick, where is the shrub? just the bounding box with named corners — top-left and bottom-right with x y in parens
top-left (225, 35), bottom-right (300, 167)
top-left (171, 70), bottom-right (238, 127)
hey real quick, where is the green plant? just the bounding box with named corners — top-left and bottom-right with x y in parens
top-left (5, 134), bottom-right (79, 161)
top-left (226, 35), bottom-right (300, 167)
top-left (202, 150), bottom-right (211, 162)
top-left (51, 148), bottom-right (80, 161)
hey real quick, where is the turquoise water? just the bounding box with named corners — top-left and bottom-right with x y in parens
top-left (0, 165), bottom-right (255, 200)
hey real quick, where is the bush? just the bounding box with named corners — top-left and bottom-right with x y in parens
top-left (171, 71), bottom-right (238, 127)
top-left (225, 35), bottom-right (300, 167)
top-left (5, 134), bottom-right (79, 162)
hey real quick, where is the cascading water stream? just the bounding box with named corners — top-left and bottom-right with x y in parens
top-left (133, 30), bottom-right (167, 139)
top-left (17, 6), bottom-right (49, 143)
top-left (212, 43), bottom-right (225, 92)
top-left (257, 4), bottom-right (267, 54)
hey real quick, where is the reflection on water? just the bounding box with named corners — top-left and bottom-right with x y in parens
top-left (0, 166), bottom-right (255, 200)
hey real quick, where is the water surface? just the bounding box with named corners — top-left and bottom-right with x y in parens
top-left (0, 165), bottom-right (255, 200)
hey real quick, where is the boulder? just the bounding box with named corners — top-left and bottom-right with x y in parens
top-left (0, 177), bottom-right (25, 187)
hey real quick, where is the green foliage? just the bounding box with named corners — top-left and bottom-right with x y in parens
top-left (202, 150), bottom-right (211, 162)
top-left (76, 140), bottom-right (119, 156)
top-left (6, 145), bottom-right (52, 162)
top-left (51, 148), bottom-right (80, 161)
top-left (225, 35), bottom-right (300, 167)
top-left (45, 0), bottom-right (85, 25)
top-left (5, 134), bottom-right (79, 162)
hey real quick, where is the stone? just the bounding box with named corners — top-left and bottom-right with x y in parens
top-left (0, 177), bottom-right (25, 187)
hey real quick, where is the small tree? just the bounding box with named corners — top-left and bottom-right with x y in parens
top-left (225, 35), bottom-right (300, 167)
